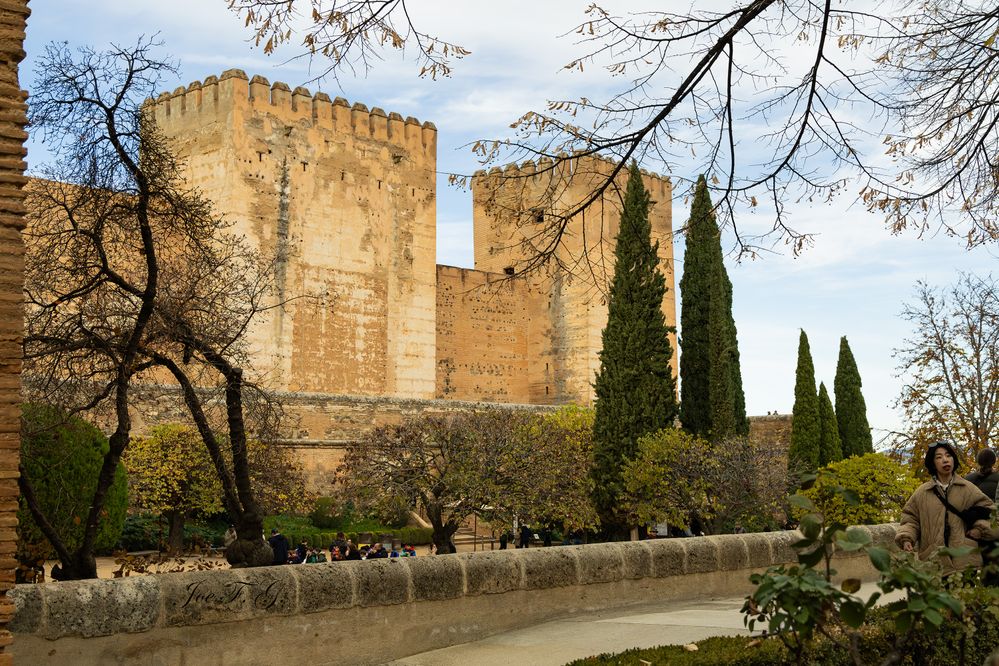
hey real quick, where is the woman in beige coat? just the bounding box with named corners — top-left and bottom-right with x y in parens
top-left (895, 441), bottom-right (995, 574)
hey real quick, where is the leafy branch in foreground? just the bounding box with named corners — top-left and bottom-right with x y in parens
top-left (744, 482), bottom-right (976, 665)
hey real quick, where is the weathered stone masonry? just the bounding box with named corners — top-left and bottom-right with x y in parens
top-left (0, 0), bottom-right (27, 661)
top-left (8, 525), bottom-right (897, 665)
top-left (147, 71), bottom-right (677, 410)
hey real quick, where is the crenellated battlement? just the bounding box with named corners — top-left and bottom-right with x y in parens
top-left (149, 69), bottom-right (437, 152)
top-left (472, 153), bottom-right (671, 198)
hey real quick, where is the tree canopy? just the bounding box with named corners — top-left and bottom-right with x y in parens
top-left (340, 408), bottom-right (596, 553)
top-left (817, 382), bottom-right (842, 467)
top-left (24, 38), bottom-right (282, 575)
top-left (890, 273), bottom-right (999, 471)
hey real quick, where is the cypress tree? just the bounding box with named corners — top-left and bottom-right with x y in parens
top-left (679, 175), bottom-right (748, 440)
top-left (708, 269), bottom-right (735, 438)
top-left (817, 382), bottom-right (842, 466)
top-left (790, 330), bottom-right (821, 471)
top-left (834, 336), bottom-right (874, 457)
top-left (592, 163), bottom-right (678, 536)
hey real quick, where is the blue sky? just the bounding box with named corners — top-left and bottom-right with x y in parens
top-left (24, 1), bottom-right (998, 439)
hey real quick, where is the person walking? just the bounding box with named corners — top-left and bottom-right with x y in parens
top-left (268, 528), bottom-right (290, 565)
top-left (896, 441), bottom-right (997, 575)
top-left (519, 523), bottom-right (533, 549)
top-left (966, 448), bottom-right (999, 500)
top-left (965, 447), bottom-right (999, 584)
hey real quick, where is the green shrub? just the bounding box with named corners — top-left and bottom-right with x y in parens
top-left (118, 514), bottom-right (229, 552)
top-left (17, 404), bottom-right (128, 562)
top-left (309, 497), bottom-right (357, 530)
top-left (118, 514), bottom-right (161, 552)
top-left (799, 453), bottom-right (920, 525)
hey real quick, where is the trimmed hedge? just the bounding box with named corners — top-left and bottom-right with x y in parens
top-left (283, 526), bottom-right (434, 548)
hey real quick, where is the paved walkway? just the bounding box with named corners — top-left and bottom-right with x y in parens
top-left (392, 583), bottom-right (899, 666)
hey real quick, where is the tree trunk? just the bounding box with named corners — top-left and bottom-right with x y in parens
top-left (165, 511), bottom-right (185, 554)
top-left (226, 510), bottom-right (272, 568)
top-left (430, 520), bottom-right (458, 554)
top-left (51, 550), bottom-right (97, 581)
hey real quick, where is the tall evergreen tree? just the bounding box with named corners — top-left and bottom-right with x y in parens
top-left (834, 336), bottom-right (874, 457)
top-left (678, 175), bottom-right (748, 440)
top-left (592, 163), bottom-right (678, 536)
top-left (817, 382), bottom-right (843, 466)
top-left (790, 330), bottom-right (821, 471)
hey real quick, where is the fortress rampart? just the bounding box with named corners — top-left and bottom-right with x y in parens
top-left (151, 70), bottom-right (437, 152)
top-left (472, 155), bottom-right (676, 402)
top-left (142, 71), bottom-right (677, 410)
top-left (150, 69), bottom-right (439, 401)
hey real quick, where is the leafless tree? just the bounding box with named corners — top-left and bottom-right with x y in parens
top-left (889, 273), bottom-right (999, 471)
top-left (231, 0), bottom-right (999, 270)
top-left (24, 38), bottom-right (283, 576)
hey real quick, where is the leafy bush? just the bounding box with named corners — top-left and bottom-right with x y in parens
top-left (623, 429), bottom-right (797, 534)
top-left (17, 404), bottom-right (128, 562)
top-left (799, 453), bottom-right (920, 525)
top-left (118, 514), bottom-right (229, 552)
top-left (117, 514), bottom-right (161, 552)
top-left (309, 497), bottom-right (354, 530)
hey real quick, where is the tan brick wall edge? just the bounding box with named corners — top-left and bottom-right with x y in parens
top-left (0, 0), bottom-right (27, 663)
top-left (8, 525), bottom-right (896, 664)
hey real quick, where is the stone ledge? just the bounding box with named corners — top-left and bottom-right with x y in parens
top-left (9, 525), bottom-right (900, 640)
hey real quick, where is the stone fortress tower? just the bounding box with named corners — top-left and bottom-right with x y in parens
top-left (468, 158), bottom-right (676, 404)
top-left (151, 69), bottom-right (438, 399)
top-left (150, 69), bottom-right (675, 409)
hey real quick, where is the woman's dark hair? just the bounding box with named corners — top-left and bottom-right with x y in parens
top-left (977, 448), bottom-right (997, 471)
top-left (923, 441), bottom-right (961, 477)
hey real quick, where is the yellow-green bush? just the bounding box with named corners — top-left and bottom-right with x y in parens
top-left (800, 453), bottom-right (919, 525)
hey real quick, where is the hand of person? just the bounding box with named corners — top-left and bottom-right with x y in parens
top-left (967, 527), bottom-right (983, 540)
top-left (902, 541), bottom-right (914, 552)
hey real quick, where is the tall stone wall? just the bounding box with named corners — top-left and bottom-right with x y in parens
top-left (151, 71), bottom-right (438, 400)
top-left (435, 265), bottom-right (556, 403)
top-left (0, 1), bottom-right (27, 661)
top-left (748, 414), bottom-right (792, 451)
top-left (126, 386), bottom-right (554, 494)
top-left (471, 156), bottom-right (676, 405)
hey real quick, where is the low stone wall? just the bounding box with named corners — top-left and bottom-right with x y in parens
top-left (8, 525), bottom-right (896, 664)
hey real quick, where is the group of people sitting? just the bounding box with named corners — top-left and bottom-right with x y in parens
top-left (896, 441), bottom-right (999, 581)
top-left (267, 529), bottom-right (418, 565)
